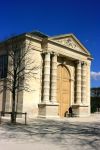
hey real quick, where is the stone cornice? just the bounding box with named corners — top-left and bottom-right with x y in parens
top-left (0, 32), bottom-right (93, 61)
top-left (0, 33), bottom-right (42, 48)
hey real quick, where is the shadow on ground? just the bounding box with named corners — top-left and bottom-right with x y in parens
top-left (0, 118), bottom-right (100, 150)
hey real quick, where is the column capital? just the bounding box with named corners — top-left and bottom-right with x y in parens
top-left (81, 61), bottom-right (87, 66)
top-left (76, 60), bottom-right (82, 65)
top-left (42, 51), bottom-right (59, 56)
top-left (51, 52), bottom-right (59, 56)
top-left (42, 51), bottom-right (51, 55)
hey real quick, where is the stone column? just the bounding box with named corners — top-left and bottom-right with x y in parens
top-left (81, 62), bottom-right (87, 104)
top-left (51, 54), bottom-right (57, 103)
top-left (70, 78), bottom-right (74, 105)
top-left (43, 52), bottom-right (50, 103)
top-left (87, 62), bottom-right (91, 111)
top-left (76, 61), bottom-right (82, 104)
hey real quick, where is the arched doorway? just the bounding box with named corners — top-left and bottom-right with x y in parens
top-left (57, 65), bottom-right (71, 117)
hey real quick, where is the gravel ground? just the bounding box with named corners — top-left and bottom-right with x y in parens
top-left (0, 114), bottom-right (100, 150)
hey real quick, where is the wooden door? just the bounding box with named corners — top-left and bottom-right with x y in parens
top-left (57, 65), bottom-right (70, 117)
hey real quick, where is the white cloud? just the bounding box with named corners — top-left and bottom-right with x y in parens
top-left (91, 71), bottom-right (100, 80)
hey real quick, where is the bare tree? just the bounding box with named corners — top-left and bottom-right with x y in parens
top-left (1, 36), bottom-right (40, 123)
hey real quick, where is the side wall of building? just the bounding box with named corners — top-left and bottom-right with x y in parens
top-left (22, 38), bottom-right (42, 117)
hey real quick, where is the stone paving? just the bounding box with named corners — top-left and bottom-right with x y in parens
top-left (0, 114), bottom-right (100, 150)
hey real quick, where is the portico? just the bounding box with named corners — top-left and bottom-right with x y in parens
top-left (38, 33), bottom-right (92, 117)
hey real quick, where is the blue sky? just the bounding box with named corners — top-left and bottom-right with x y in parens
top-left (0, 0), bottom-right (100, 87)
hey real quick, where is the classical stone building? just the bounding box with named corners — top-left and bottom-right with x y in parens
top-left (0, 31), bottom-right (92, 118)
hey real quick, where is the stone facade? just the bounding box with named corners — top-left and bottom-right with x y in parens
top-left (0, 32), bottom-right (92, 118)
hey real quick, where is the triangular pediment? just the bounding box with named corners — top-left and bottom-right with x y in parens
top-left (49, 34), bottom-right (90, 55)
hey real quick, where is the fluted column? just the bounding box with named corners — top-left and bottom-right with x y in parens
top-left (76, 61), bottom-right (82, 104)
top-left (51, 54), bottom-right (57, 103)
top-left (43, 52), bottom-right (50, 103)
top-left (81, 62), bottom-right (87, 104)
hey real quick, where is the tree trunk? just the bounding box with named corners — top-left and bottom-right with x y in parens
top-left (11, 68), bottom-right (17, 124)
top-left (11, 90), bottom-right (16, 124)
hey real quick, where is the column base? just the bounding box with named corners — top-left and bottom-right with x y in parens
top-left (72, 104), bottom-right (90, 117)
top-left (38, 102), bottom-right (59, 118)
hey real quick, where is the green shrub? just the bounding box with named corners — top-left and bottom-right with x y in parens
top-left (91, 97), bottom-right (100, 113)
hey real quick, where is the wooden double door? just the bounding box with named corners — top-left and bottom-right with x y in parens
top-left (57, 65), bottom-right (71, 117)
